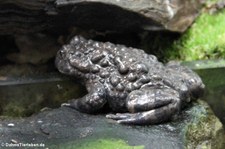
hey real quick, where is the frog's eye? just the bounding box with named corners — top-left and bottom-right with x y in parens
top-left (74, 51), bottom-right (82, 57)
top-left (69, 51), bottom-right (75, 55)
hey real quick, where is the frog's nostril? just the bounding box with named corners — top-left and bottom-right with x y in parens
top-left (59, 50), bottom-right (65, 58)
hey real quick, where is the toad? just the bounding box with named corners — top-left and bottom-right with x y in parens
top-left (55, 36), bottom-right (205, 125)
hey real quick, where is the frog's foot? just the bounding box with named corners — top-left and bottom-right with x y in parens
top-left (106, 107), bottom-right (176, 125)
top-left (106, 87), bottom-right (181, 125)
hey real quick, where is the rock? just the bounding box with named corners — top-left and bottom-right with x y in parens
top-left (203, 0), bottom-right (225, 14)
top-left (184, 100), bottom-right (225, 149)
top-left (6, 34), bottom-right (60, 65)
top-left (0, 0), bottom-right (202, 35)
top-left (0, 100), bottom-right (224, 149)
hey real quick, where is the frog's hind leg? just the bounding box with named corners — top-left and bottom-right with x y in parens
top-left (106, 87), bottom-right (181, 125)
top-left (165, 61), bottom-right (205, 99)
top-left (62, 84), bottom-right (107, 113)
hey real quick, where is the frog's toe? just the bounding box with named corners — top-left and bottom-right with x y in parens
top-left (117, 118), bottom-right (139, 124)
top-left (61, 100), bottom-right (78, 109)
top-left (61, 103), bottom-right (72, 107)
top-left (106, 112), bottom-right (146, 124)
top-left (106, 113), bottom-right (133, 120)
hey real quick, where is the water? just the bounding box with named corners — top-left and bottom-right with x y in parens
top-left (196, 67), bottom-right (225, 126)
top-left (0, 73), bottom-right (85, 117)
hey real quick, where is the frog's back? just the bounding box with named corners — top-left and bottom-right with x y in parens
top-left (75, 36), bottom-right (163, 91)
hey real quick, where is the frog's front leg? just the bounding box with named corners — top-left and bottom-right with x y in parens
top-left (106, 87), bottom-right (181, 125)
top-left (62, 82), bottom-right (107, 113)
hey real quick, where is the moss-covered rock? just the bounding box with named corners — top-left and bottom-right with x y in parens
top-left (165, 4), bottom-right (225, 61)
top-left (184, 100), bottom-right (224, 149)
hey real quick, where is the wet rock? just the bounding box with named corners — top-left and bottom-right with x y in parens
top-left (0, 100), bottom-right (224, 149)
top-left (0, 0), bottom-right (202, 34)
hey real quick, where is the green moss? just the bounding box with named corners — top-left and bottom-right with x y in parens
top-left (166, 9), bottom-right (225, 61)
top-left (2, 102), bottom-right (26, 117)
top-left (51, 139), bottom-right (144, 149)
top-left (76, 139), bottom-right (144, 149)
top-left (204, 0), bottom-right (220, 5)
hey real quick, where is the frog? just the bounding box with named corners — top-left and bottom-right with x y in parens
top-left (55, 36), bottom-right (205, 125)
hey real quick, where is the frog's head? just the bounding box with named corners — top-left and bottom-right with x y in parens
top-left (55, 36), bottom-right (92, 77)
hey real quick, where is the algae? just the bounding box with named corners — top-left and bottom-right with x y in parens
top-left (0, 80), bottom-right (85, 117)
top-left (184, 100), bottom-right (225, 149)
top-left (50, 138), bottom-right (144, 149)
